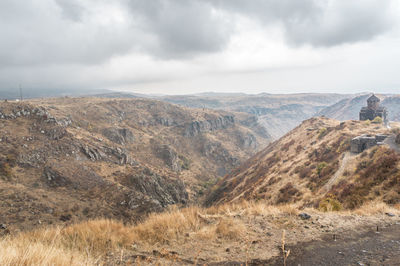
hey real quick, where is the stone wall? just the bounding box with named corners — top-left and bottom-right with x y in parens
top-left (350, 134), bottom-right (388, 153)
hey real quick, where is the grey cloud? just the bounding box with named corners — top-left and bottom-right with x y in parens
top-left (207, 0), bottom-right (395, 47)
top-left (0, 0), bottom-right (136, 67)
top-left (124, 0), bottom-right (232, 58)
top-left (55, 0), bottom-right (85, 22)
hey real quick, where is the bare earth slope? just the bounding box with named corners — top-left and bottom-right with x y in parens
top-left (206, 117), bottom-right (400, 209)
top-left (0, 97), bottom-right (270, 232)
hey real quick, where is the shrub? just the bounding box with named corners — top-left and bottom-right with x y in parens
top-left (318, 127), bottom-right (327, 139)
top-left (316, 162), bottom-right (327, 176)
top-left (0, 162), bottom-right (13, 180)
top-left (298, 166), bottom-right (312, 179)
top-left (319, 195), bottom-right (342, 211)
top-left (372, 116), bottom-right (383, 124)
top-left (277, 183), bottom-right (301, 203)
top-left (296, 145), bottom-right (303, 153)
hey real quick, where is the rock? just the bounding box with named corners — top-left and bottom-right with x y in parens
top-left (43, 167), bottom-right (71, 187)
top-left (239, 133), bottom-right (257, 149)
top-left (396, 133), bottom-right (400, 144)
top-left (60, 214), bottom-right (72, 222)
top-left (0, 224), bottom-right (6, 229)
top-left (125, 171), bottom-right (188, 213)
top-left (102, 128), bottom-right (134, 145)
top-left (184, 115), bottom-right (235, 137)
top-left (299, 213), bottom-right (311, 220)
top-left (81, 145), bottom-right (103, 161)
top-left (154, 144), bottom-right (181, 172)
top-left (385, 212), bottom-right (395, 217)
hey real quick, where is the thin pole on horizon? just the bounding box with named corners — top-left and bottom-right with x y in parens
top-left (19, 84), bottom-right (23, 101)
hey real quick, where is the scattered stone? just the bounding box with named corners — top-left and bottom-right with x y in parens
top-left (299, 213), bottom-right (311, 220)
top-left (226, 248), bottom-right (230, 252)
top-left (385, 212), bottom-right (395, 217)
top-left (60, 214), bottom-right (72, 222)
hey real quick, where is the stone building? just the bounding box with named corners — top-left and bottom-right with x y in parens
top-left (359, 94), bottom-right (387, 122)
top-left (350, 134), bottom-right (388, 153)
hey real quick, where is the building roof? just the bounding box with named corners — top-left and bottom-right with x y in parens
top-left (367, 94), bottom-right (380, 102)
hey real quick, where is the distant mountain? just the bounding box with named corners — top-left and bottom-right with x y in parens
top-left (158, 93), bottom-right (351, 139)
top-left (318, 94), bottom-right (400, 121)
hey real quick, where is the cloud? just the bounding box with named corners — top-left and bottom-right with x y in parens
top-left (55, 0), bottom-right (85, 22)
top-left (123, 0), bottom-right (232, 58)
top-left (0, 0), bottom-right (137, 67)
top-left (207, 0), bottom-right (395, 47)
top-left (0, 0), bottom-right (399, 94)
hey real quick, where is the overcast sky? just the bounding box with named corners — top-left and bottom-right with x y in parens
top-left (1, 0), bottom-right (400, 95)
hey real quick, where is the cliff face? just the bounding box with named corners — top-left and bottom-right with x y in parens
top-left (0, 97), bottom-right (270, 232)
top-left (184, 115), bottom-right (235, 137)
top-left (159, 93), bottom-right (349, 139)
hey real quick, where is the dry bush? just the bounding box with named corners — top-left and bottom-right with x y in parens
top-left (277, 183), bottom-right (301, 204)
top-left (334, 147), bottom-right (400, 209)
top-left (215, 218), bottom-right (246, 239)
top-left (20, 219), bottom-right (135, 257)
top-left (354, 201), bottom-right (399, 215)
top-left (133, 206), bottom-right (201, 244)
top-left (0, 162), bottom-right (13, 180)
top-left (281, 140), bottom-right (295, 152)
top-left (0, 236), bottom-right (96, 266)
top-left (319, 195), bottom-right (342, 212)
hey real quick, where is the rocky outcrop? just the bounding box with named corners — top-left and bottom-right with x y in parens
top-left (43, 167), bottom-right (71, 187)
top-left (0, 104), bottom-right (72, 127)
top-left (81, 145), bottom-right (104, 161)
top-left (80, 144), bottom-right (134, 165)
top-left (184, 115), bottom-right (235, 137)
top-left (239, 133), bottom-right (257, 149)
top-left (102, 128), bottom-right (134, 145)
top-left (154, 144), bottom-right (181, 172)
top-left (124, 169), bottom-right (188, 213)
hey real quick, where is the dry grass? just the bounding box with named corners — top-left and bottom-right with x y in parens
top-left (0, 236), bottom-right (97, 266)
top-left (1, 201), bottom-right (399, 265)
top-left (353, 201), bottom-right (400, 215)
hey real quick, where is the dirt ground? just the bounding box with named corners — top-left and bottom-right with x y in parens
top-left (268, 222), bottom-right (400, 266)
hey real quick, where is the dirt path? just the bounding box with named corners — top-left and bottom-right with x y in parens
top-left (322, 152), bottom-right (352, 193)
top-left (268, 222), bottom-right (400, 266)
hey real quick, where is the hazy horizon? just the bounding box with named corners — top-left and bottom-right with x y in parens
top-left (1, 0), bottom-right (400, 95)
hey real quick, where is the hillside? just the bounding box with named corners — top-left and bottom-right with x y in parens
top-left (155, 93), bottom-right (350, 139)
top-left (0, 97), bottom-right (270, 232)
top-left (318, 94), bottom-right (400, 121)
top-left (206, 117), bottom-right (400, 210)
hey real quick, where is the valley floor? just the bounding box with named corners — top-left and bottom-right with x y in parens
top-left (1, 201), bottom-right (399, 265)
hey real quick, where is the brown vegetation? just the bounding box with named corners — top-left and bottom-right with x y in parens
top-left (1, 201), bottom-right (399, 265)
